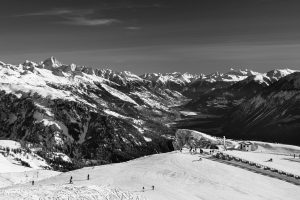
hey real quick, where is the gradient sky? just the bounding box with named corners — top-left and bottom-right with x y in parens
top-left (1, 0), bottom-right (300, 74)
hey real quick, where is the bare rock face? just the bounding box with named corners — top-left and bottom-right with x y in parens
top-left (42, 56), bottom-right (62, 69)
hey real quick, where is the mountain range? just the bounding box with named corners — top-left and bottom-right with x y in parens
top-left (0, 57), bottom-right (299, 170)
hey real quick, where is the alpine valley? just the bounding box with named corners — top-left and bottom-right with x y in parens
top-left (0, 57), bottom-right (299, 171)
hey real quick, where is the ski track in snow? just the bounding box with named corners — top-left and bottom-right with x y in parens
top-left (0, 185), bottom-right (145, 200)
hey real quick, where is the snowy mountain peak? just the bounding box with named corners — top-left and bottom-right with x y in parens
top-left (203, 68), bottom-right (261, 83)
top-left (23, 60), bottom-right (38, 66)
top-left (121, 71), bottom-right (144, 82)
top-left (241, 74), bottom-right (271, 86)
top-left (22, 60), bottom-right (38, 71)
top-left (94, 69), bottom-right (145, 86)
top-left (141, 72), bottom-right (202, 84)
top-left (1, 57), bottom-right (299, 90)
top-left (227, 68), bottom-right (259, 76)
top-left (42, 56), bottom-right (62, 69)
top-left (70, 63), bottom-right (77, 71)
top-left (266, 68), bottom-right (298, 82)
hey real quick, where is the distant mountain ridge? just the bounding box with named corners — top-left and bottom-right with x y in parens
top-left (2, 57), bottom-right (297, 89)
top-left (0, 57), bottom-right (299, 170)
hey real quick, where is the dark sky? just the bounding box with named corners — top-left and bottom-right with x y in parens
top-left (1, 0), bottom-right (300, 74)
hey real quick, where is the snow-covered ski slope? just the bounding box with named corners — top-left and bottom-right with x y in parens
top-left (225, 150), bottom-right (300, 176)
top-left (0, 169), bottom-right (60, 188)
top-left (0, 151), bottom-right (60, 188)
top-left (2, 150), bottom-right (300, 200)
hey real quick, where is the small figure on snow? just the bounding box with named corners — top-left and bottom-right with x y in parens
top-left (69, 176), bottom-right (73, 184)
top-left (152, 185), bottom-right (155, 190)
top-left (32, 180), bottom-right (34, 186)
top-left (142, 187), bottom-right (145, 192)
top-left (267, 158), bottom-right (273, 162)
top-left (87, 174), bottom-right (90, 180)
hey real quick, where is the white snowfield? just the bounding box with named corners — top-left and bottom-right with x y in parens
top-left (2, 150), bottom-right (300, 200)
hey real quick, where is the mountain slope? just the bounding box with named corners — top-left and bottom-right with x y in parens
top-left (224, 72), bottom-right (300, 145)
top-left (2, 150), bottom-right (300, 200)
top-left (177, 70), bottom-right (300, 144)
top-left (0, 58), bottom-right (185, 170)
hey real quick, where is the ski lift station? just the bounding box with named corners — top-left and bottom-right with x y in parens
top-left (239, 141), bottom-right (254, 151)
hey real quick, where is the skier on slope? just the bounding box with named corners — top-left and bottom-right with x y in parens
top-left (70, 176), bottom-right (73, 184)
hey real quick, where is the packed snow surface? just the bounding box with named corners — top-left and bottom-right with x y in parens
top-left (0, 185), bottom-right (145, 200)
top-left (2, 150), bottom-right (300, 200)
top-left (225, 141), bottom-right (300, 176)
top-left (0, 170), bottom-right (60, 188)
